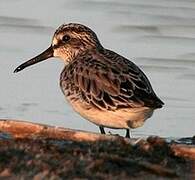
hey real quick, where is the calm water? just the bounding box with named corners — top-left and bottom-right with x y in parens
top-left (0, 0), bottom-right (195, 137)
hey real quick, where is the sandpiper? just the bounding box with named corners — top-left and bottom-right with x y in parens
top-left (14, 23), bottom-right (164, 138)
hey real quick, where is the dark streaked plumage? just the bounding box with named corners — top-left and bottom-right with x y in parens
top-left (60, 49), bottom-right (163, 109)
top-left (14, 23), bottom-right (164, 138)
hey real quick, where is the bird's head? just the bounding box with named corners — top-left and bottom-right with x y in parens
top-left (14, 23), bottom-right (102, 73)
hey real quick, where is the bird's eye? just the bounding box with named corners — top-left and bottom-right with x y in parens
top-left (62, 35), bottom-right (70, 42)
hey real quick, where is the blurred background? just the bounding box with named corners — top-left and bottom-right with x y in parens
top-left (0, 0), bottom-right (195, 137)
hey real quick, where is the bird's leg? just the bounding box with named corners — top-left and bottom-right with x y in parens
top-left (125, 129), bottom-right (132, 138)
top-left (99, 126), bottom-right (106, 134)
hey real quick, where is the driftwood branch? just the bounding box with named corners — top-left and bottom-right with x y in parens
top-left (1, 119), bottom-right (195, 159)
top-left (171, 144), bottom-right (195, 160)
top-left (0, 119), bottom-right (132, 143)
top-left (0, 119), bottom-right (195, 178)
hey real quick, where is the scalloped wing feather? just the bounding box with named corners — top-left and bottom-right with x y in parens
top-left (61, 50), bottom-right (164, 111)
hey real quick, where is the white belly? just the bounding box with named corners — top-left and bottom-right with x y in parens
top-left (68, 98), bottom-right (154, 129)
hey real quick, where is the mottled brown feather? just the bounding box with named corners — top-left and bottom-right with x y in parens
top-left (60, 49), bottom-right (164, 111)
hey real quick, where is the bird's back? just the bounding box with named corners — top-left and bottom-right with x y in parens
top-left (102, 49), bottom-right (164, 108)
top-left (60, 48), bottom-right (164, 111)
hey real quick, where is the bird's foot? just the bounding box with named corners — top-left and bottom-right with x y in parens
top-left (108, 131), bottom-right (120, 137)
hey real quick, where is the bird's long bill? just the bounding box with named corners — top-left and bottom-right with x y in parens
top-left (14, 45), bottom-right (54, 73)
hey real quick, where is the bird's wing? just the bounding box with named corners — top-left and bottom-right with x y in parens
top-left (69, 52), bottom-right (164, 110)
